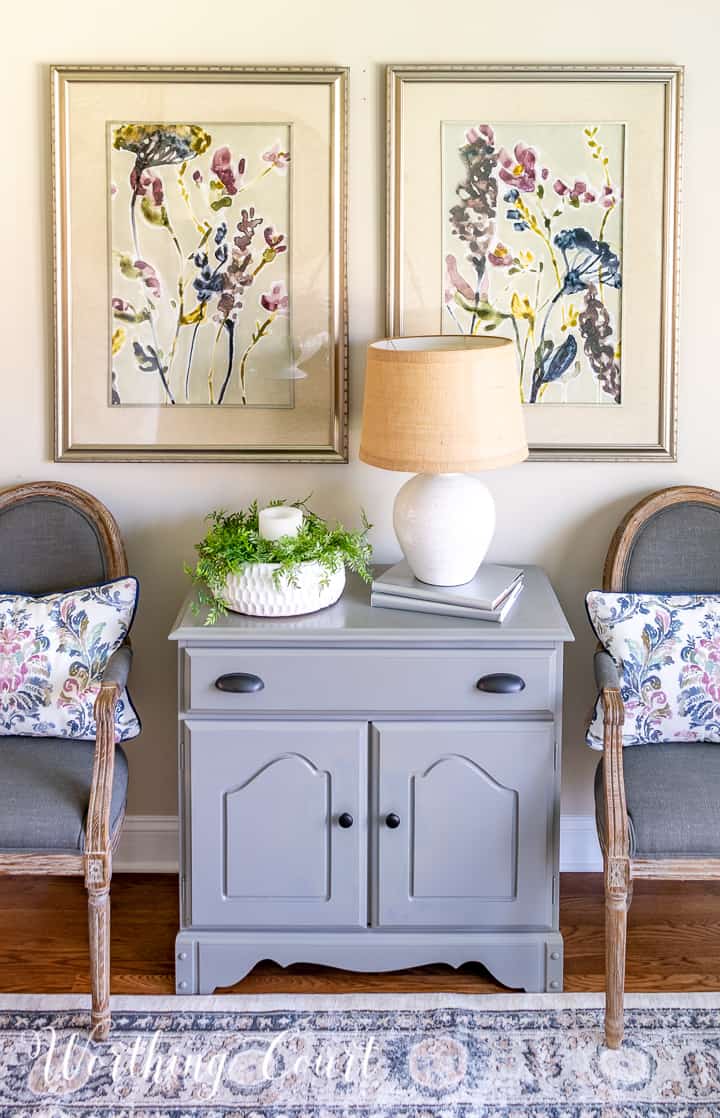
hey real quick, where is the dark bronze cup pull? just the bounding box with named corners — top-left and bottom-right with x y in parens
top-left (476, 672), bottom-right (526, 694)
top-left (214, 672), bottom-right (265, 693)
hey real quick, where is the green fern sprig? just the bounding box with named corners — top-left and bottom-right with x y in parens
top-left (186, 499), bottom-right (373, 624)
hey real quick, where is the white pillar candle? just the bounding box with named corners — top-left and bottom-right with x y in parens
top-left (258, 505), bottom-right (303, 541)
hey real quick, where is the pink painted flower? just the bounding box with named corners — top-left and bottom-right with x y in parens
top-left (445, 254), bottom-right (475, 302)
top-left (260, 282), bottom-right (289, 314)
top-left (600, 183), bottom-right (618, 209)
top-left (211, 147), bottom-right (246, 196)
top-left (134, 260), bottom-right (161, 299)
top-left (263, 226), bottom-right (287, 254)
top-left (554, 178), bottom-right (596, 204)
top-left (488, 242), bottom-right (514, 268)
top-left (465, 124), bottom-right (494, 146)
top-left (130, 168), bottom-right (164, 204)
top-left (192, 168), bottom-right (203, 184)
top-left (497, 143), bottom-right (537, 192)
top-left (262, 143), bottom-right (291, 173)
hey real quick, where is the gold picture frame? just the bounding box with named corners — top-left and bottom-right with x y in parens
top-left (52, 65), bottom-right (348, 462)
top-left (387, 64), bottom-right (683, 461)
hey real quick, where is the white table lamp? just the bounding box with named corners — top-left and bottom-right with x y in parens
top-left (359, 336), bottom-right (528, 586)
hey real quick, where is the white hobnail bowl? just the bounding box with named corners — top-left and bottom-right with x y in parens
top-left (223, 561), bottom-right (346, 617)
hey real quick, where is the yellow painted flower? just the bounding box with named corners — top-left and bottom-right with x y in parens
top-left (113, 124), bottom-right (212, 167)
top-left (488, 242), bottom-right (514, 268)
top-left (518, 251), bottom-right (534, 268)
top-left (111, 327), bottom-right (126, 356)
top-left (511, 292), bottom-right (535, 325)
top-left (561, 304), bottom-right (579, 331)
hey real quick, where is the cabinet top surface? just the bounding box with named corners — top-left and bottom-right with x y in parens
top-left (169, 565), bottom-right (573, 645)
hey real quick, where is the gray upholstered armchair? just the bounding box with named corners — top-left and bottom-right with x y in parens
top-left (591, 485), bottom-right (720, 1048)
top-left (0, 482), bottom-right (133, 1038)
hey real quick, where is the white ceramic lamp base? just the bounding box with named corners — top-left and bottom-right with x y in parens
top-left (393, 473), bottom-right (496, 587)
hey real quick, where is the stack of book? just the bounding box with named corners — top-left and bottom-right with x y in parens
top-left (370, 561), bottom-right (524, 623)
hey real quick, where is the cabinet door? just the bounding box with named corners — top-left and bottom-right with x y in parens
top-left (374, 721), bottom-right (555, 928)
top-left (186, 721), bottom-right (366, 927)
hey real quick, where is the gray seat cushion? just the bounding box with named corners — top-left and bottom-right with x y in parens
top-left (0, 738), bottom-right (128, 852)
top-left (595, 743), bottom-right (720, 858)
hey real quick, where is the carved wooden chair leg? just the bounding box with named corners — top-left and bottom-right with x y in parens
top-left (605, 856), bottom-right (630, 1049)
top-left (86, 856), bottom-right (112, 1041)
top-left (85, 682), bottom-right (121, 1041)
top-left (88, 882), bottom-right (111, 1040)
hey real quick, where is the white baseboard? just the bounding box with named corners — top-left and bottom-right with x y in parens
top-left (559, 814), bottom-right (603, 872)
top-left (115, 813), bottom-right (603, 875)
top-left (114, 815), bottom-right (179, 873)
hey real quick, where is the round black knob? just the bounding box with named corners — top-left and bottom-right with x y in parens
top-left (338, 812), bottom-right (354, 829)
top-left (385, 812), bottom-right (401, 829)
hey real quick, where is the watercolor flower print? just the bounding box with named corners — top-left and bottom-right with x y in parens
top-left (109, 122), bottom-right (292, 406)
top-left (442, 122), bottom-right (623, 404)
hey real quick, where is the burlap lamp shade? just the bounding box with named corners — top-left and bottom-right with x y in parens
top-left (360, 336), bottom-right (528, 586)
top-left (360, 336), bottom-right (528, 473)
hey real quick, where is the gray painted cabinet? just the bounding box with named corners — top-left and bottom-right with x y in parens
top-left (170, 565), bottom-right (573, 996)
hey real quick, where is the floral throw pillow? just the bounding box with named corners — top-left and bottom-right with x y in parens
top-left (0, 578), bottom-right (140, 742)
top-left (586, 591), bottom-right (720, 749)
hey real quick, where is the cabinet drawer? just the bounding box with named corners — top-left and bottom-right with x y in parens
top-left (183, 647), bottom-right (557, 714)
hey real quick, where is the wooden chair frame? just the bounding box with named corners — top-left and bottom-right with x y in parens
top-left (596, 485), bottom-right (720, 1048)
top-left (0, 481), bottom-right (129, 1039)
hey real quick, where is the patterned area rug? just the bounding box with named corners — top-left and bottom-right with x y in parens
top-left (1, 992), bottom-right (720, 1116)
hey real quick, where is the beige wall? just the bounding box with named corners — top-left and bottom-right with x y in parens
top-left (2, 0), bottom-right (718, 816)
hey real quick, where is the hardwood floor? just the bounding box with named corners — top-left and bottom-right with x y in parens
top-left (1, 874), bottom-right (720, 995)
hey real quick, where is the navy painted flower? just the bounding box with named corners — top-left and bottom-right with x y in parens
top-left (192, 252), bottom-right (224, 303)
top-left (554, 228), bottom-right (621, 294)
top-left (213, 222), bottom-right (229, 265)
top-left (506, 207), bottom-right (529, 232)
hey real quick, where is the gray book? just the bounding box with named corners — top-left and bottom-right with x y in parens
top-left (371, 577), bottom-right (523, 623)
top-left (372, 559), bottom-right (524, 611)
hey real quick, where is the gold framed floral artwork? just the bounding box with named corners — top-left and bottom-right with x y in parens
top-left (387, 64), bottom-right (683, 460)
top-left (52, 65), bottom-right (348, 462)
